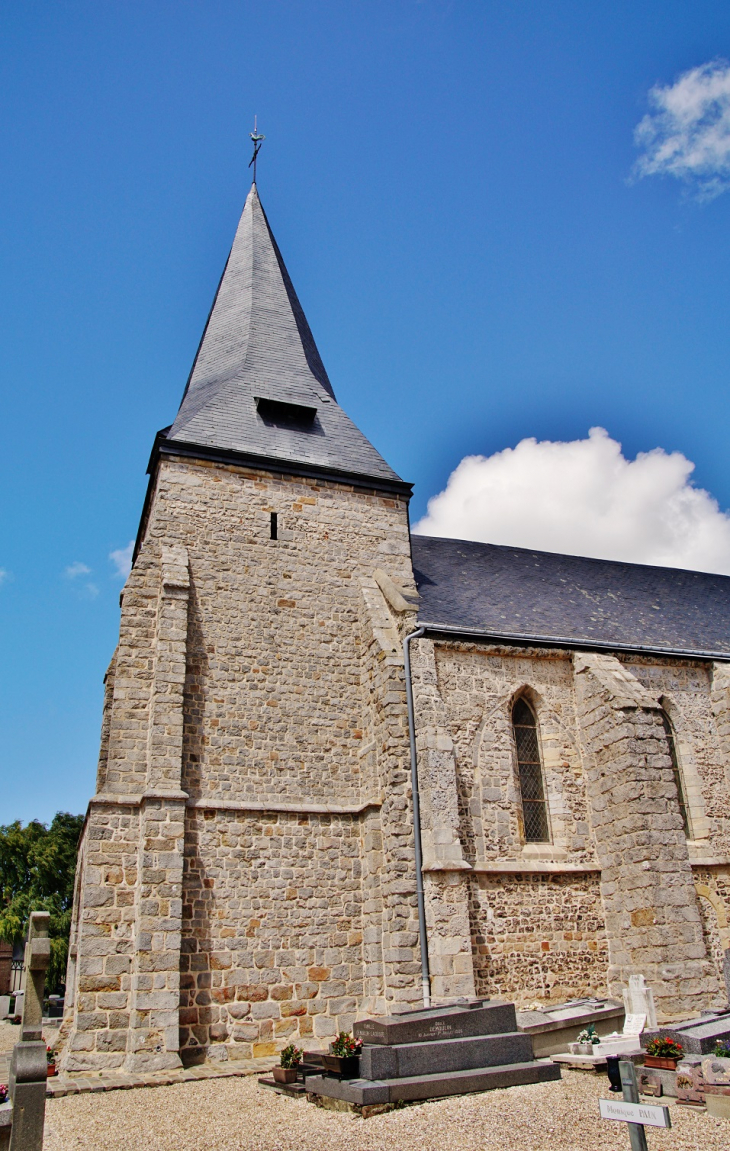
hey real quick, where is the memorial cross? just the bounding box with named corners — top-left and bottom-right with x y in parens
top-left (8, 911), bottom-right (51, 1151)
top-left (620, 1059), bottom-right (650, 1151)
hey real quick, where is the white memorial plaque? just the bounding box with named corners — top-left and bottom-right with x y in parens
top-left (623, 1012), bottom-right (646, 1036)
top-left (599, 1098), bottom-right (671, 1129)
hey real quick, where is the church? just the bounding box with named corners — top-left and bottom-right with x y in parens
top-left (59, 178), bottom-right (730, 1073)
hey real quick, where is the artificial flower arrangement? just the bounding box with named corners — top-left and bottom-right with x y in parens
top-left (0, 1084), bottom-right (8, 1105)
top-left (645, 1037), bottom-right (683, 1059)
top-left (712, 1040), bottom-right (730, 1059)
top-left (320, 1031), bottom-right (364, 1080)
top-left (279, 1044), bottom-right (303, 1069)
top-left (330, 1032), bottom-right (363, 1058)
top-left (273, 1043), bottom-right (303, 1083)
top-left (576, 1025), bottom-right (600, 1046)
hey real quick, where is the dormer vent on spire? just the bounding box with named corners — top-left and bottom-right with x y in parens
top-left (167, 183), bottom-right (404, 489)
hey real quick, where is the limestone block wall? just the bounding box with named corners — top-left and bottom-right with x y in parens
top-left (624, 657), bottom-right (727, 850)
top-left (179, 809), bottom-right (366, 1062)
top-left (151, 457), bottom-right (415, 809)
top-left (62, 544), bottom-right (191, 1072)
top-left (412, 641), bottom-right (607, 1002)
top-left (60, 804), bottom-right (142, 1071)
top-left (357, 599), bottom-right (424, 1017)
top-left (412, 640), bottom-right (730, 1008)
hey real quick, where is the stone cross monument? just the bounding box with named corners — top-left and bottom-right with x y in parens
top-left (8, 911), bottom-right (51, 1151)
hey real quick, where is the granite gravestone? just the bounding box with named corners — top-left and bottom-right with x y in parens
top-left (641, 1011), bottom-right (730, 1056)
top-left (307, 1000), bottom-right (560, 1106)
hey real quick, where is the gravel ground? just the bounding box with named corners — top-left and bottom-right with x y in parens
top-left (43, 1070), bottom-right (725, 1151)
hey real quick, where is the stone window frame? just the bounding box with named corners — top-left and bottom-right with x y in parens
top-left (659, 694), bottom-right (710, 845)
top-left (510, 689), bottom-right (553, 847)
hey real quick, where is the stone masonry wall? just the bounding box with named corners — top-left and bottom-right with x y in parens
top-left (60, 804), bottom-right (141, 1071)
top-left (470, 871), bottom-right (609, 1002)
top-left (160, 457), bottom-right (415, 808)
top-left (431, 644), bottom-right (597, 868)
top-left (180, 808), bottom-right (364, 1063)
top-left (574, 653), bottom-right (719, 1016)
top-left (62, 454), bottom-right (424, 1068)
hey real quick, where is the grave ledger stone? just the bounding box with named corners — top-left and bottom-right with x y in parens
top-left (305, 999), bottom-right (560, 1106)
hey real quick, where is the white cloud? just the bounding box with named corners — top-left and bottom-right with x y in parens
top-left (414, 428), bottom-right (730, 575)
top-left (0, 569), bottom-right (9, 587)
top-left (633, 59), bottom-right (730, 199)
top-left (63, 561), bottom-right (98, 598)
top-left (65, 561), bottom-right (91, 579)
top-left (110, 541), bottom-right (134, 580)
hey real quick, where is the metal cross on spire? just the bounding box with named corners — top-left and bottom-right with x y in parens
top-left (249, 116), bottom-right (265, 184)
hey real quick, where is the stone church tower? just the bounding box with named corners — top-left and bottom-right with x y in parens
top-left (61, 179), bottom-right (730, 1073)
top-left (61, 183), bottom-right (426, 1072)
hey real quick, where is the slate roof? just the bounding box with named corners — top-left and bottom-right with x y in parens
top-left (411, 535), bottom-right (730, 658)
top-left (167, 183), bottom-right (404, 489)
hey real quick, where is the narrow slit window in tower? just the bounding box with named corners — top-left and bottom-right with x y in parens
top-left (661, 711), bottom-right (691, 838)
top-left (270, 512), bottom-right (278, 540)
top-left (512, 697), bottom-right (550, 843)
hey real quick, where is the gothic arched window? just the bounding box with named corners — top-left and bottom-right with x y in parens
top-left (512, 697), bottom-right (550, 843)
top-left (661, 711), bottom-right (691, 838)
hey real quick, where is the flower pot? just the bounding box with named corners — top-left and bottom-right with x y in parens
top-left (321, 1054), bottom-right (360, 1080)
top-left (272, 1067), bottom-right (298, 1083)
top-left (644, 1056), bottom-right (679, 1070)
top-left (47, 1063), bottom-right (57, 1078)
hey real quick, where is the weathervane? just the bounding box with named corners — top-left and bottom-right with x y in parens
top-left (249, 116), bottom-right (265, 183)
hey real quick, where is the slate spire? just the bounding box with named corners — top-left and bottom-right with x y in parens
top-left (168, 183), bottom-right (404, 488)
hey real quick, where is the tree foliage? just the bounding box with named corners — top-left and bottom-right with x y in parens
top-left (0, 812), bottom-right (84, 992)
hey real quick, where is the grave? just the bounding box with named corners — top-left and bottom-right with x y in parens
top-left (7, 912), bottom-right (51, 1151)
top-left (303, 999), bottom-right (560, 1106)
top-left (641, 1008), bottom-right (730, 1056)
top-left (516, 997), bottom-right (624, 1057)
top-left (623, 975), bottom-right (657, 1029)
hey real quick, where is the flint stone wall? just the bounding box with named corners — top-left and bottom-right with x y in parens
top-left (470, 871), bottom-right (609, 1001)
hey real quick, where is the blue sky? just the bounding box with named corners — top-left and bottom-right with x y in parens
top-left (2, 1), bottom-right (730, 823)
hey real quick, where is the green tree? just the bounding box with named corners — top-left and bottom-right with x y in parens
top-left (0, 812), bottom-right (84, 992)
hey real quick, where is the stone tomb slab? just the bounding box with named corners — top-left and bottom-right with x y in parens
top-left (359, 1031), bottom-right (534, 1080)
top-left (642, 1012), bottom-right (730, 1056)
top-left (305, 1059), bottom-right (561, 1106)
top-left (354, 1001), bottom-right (517, 1047)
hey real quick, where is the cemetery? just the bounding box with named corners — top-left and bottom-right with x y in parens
top-left (2, 929), bottom-right (730, 1149)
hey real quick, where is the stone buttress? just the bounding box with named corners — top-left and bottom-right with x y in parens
top-left (573, 652), bottom-right (720, 1016)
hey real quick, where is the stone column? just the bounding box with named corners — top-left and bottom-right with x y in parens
top-left (125, 546), bottom-right (189, 1072)
top-left (8, 911), bottom-right (50, 1151)
top-left (574, 653), bottom-right (718, 1017)
top-left (411, 638), bottom-right (476, 1003)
